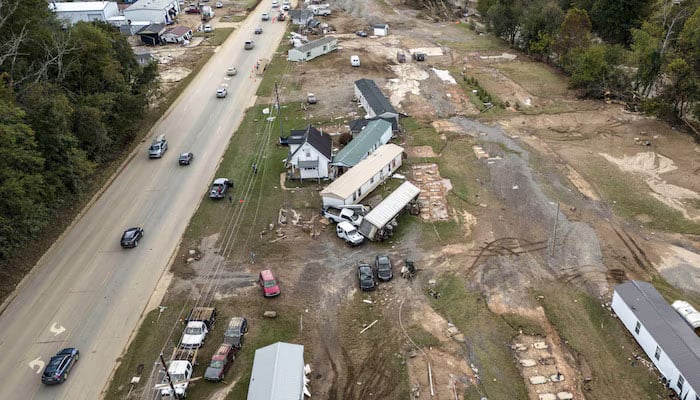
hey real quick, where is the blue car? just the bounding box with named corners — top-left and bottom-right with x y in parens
top-left (41, 348), bottom-right (79, 384)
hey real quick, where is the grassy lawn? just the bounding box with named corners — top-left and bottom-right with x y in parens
top-left (497, 61), bottom-right (571, 99)
top-left (429, 275), bottom-right (528, 400)
top-left (403, 117), bottom-right (445, 154)
top-left (256, 39), bottom-right (293, 97)
top-left (195, 28), bottom-right (235, 46)
top-left (440, 24), bottom-right (508, 52)
top-left (581, 157), bottom-right (700, 234)
top-left (536, 284), bottom-right (667, 399)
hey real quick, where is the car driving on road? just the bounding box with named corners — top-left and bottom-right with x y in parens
top-left (261, 12), bottom-right (270, 20)
top-left (178, 152), bottom-right (193, 165)
top-left (254, 26), bottom-right (263, 34)
top-left (120, 227), bottom-right (144, 248)
top-left (357, 263), bottom-right (376, 291)
top-left (375, 255), bottom-right (393, 281)
top-left (41, 348), bottom-right (79, 385)
top-left (227, 66), bottom-right (237, 76)
top-left (216, 86), bottom-right (227, 98)
top-left (244, 40), bottom-right (254, 50)
top-left (148, 134), bottom-right (168, 158)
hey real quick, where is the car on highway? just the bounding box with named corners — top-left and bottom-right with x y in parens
top-left (178, 152), bottom-right (193, 165)
top-left (357, 263), bottom-right (376, 291)
top-left (277, 12), bottom-right (286, 21)
top-left (209, 178), bottom-right (231, 198)
top-left (254, 26), bottom-right (263, 34)
top-left (244, 40), bottom-right (254, 50)
top-left (375, 255), bottom-right (393, 281)
top-left (120, 227), bottom-right (144, 248)
top-left (223, 316), bottom-right (248, 348)
top-left (204, 344), bottom-right (235, 381)
top-left (148, 134), bottom-right (168, 158)
top-left (261, 12), bottom-right (270, 20)
top-left (271, 0), bottom-right (279, 7)
top-left (227, 66), bottom-right (237, 76)
top-left (41, 348), bottom-right (79, 385)
top-left (216, 86), bottom-right (227, 98)
top-left (258, 269), bottom-right (280, 297)
top-left (281, 3), bottom-right (290, 10)
top-left (203, 24), bottom-right (213, 33)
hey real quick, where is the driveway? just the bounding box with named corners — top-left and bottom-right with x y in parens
top-left (0, 3), bottom-right (288, 399)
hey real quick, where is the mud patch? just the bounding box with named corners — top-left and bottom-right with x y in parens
top-left (410, 164), bottom-right (450, 221)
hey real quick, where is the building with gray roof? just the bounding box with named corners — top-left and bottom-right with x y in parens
top-left (353, 79), bottom-right (398, 122)
top-left (247, 342), bottom-right (305, 400)
top-left (331, 119), bottom-right (393, 171)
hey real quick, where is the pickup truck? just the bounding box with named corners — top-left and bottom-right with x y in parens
top-left (336, 221), bottom-right (364, 246)
top-left (158, 349), bottom-right (197, 397)
top-left (209, 178), bottom-right (231, 199)
top-left (322, 207), bottom-right (363, 226)
top-left (180, 307), bottom-right (217, 349)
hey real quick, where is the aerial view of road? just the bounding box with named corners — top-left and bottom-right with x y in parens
top-left (0, 6), bottom-right (287, 399)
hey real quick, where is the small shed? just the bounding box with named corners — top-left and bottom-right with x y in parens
top-left (358, 181), bottom-right (420, 240)
top-left (288, 36), bottom-right (338, 62)
top-left (612, 280), bottom-right (700, 399)
top-left (289, 9), bottom-right (314, 25)
top-left (354, 78), bottom-right (399, 122)
top-left (137, 24), bottom-right (168, 45)
top-left (331, 119), bottom-right (393, 172)
top-left (124, 0), bottom-right (180, 24)
top-left (320, 143), bottom-right (404, 208)
top-left (373, 23), bottom-right (389, 36)
top-left (162, 25), bottom-right (193, 43)
top-left (247, 342), bottom-right (305, 400)
top-left (51, 1), bottom-right (120, 25)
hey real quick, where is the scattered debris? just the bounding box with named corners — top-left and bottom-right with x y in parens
top-left (263, 311), bottom-right (277, 318)
top-left (360, 319), bottom-right (378, 333)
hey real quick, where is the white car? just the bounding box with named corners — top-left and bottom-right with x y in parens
top-left (261, 12), bottom-right (270, 20)
top-left (181, 321), bottom-right (208, 349)
top-left (216, 87), bottom-right (227, 98)
top-left (215, 1), bottom-right (223, 7)
top-left (271, 0), bottom-right (279, 7)
top-left (203, 24), bottom-right (212, 33)
top-left (281, 4), bottom-right (290, 10)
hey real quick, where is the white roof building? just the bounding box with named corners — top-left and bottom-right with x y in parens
top-left (51, 1), bottom-right (120, 25)
top-left (358, 181), bottom-right (420, 240)
top-left (123, 0), bottom-right (180, 24)
top-left (247, 342), bottom-right (305, 400)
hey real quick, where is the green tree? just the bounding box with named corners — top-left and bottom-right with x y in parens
top-left (521, 0), bottom-right (564, 55)
top-left (556, 8), bottom-right (593, 68)
top-left (659, 58), bottom-right (699, 118)
top-left (589, 0), bottom-right (653, 45)
top-left (568, 43), bottom-right (630, 97)
top-left (486, 0), bottom-right (524, 45)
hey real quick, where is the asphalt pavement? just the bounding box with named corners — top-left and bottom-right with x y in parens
top-left (0, 4), bottom-right (288, 399)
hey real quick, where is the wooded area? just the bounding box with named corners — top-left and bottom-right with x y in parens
top-left (0, 0), bottom-right (156, 261)
top-left (476, 0), bottom-right (700, 122)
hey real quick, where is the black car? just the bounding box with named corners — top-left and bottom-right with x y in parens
top-left (178, 152), bottom-right (193, 165)
top-left (357, 263), bottom-right (375, 291)
top-left (254, 27), bottom-right (263, 34)
top-left (355, 30), bottom-right (368, 37)
top-left (375, 255), bottom-right (393, 281)
top-left (120, 227), bottom-right (144, 248)
top-left (41, 348), bottom-right (79, 385)
top-left (223, 317), bottom-right (248, 348)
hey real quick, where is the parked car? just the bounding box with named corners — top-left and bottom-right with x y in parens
top-left (307, 93), bottom-right (317, 104)
top-left (216, 86), bottom-right (227, 98)
top-left (258, 269), bottom-right (280, 297)
top-left (375, 255), bottom-right (393, 281)
top-left (148, 134), bottom-right (168, 158)
top-left (261, 12), bottom-right (270, 20)
top-left (120, 227), bottom-right (144, 248)
top-left (350, 55), bottom-right (360, 67)
top-left (227, 66), bottom-right (237, 76)
top-left (185, 6), bottom-right (201, 13)
top-left (215, 1), bottom-right (223, 7)
top-left (271, 0), bottom-right (279, 7)
top-left (223, 317), bottom-right (248, 348)
top-left (254, 26), bottom-right (263, 34)
top-left (281, 4), bottom-right (290, 10)
top-left (244, 40), bottom-right (254, 50)
top-left (355, 30), bottom-right (368, 37)
top-left (204, 344), bottom-right (236, 381)
top-left (181, 321), bottom-right (208, 349)
top-left (178, 152), bottom-right (193, 165)
top-left (357, 263), bottom-right (376, 291)
top-left (209, 178), bottom-right (231, 198)
top-left (203, 24), bottom-right (213, 33)
top-left (41, 348), bottom-right (79, 385)
top-left (336, 221), bottom-right (363, 246)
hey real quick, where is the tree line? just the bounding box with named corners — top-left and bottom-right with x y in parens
top-left (0, 0), bottom-right (156, 260)
top-left (477, 0), bottom-right (700, 122)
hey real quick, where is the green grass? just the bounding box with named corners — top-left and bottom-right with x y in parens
top-left (496, 61), bottom-right (570, 98)
top-left (536, 284), bottom-right (667, 399)
top-left (405, 324), bottom-right (441, 348)
top-left (651, 275), bottom-right (700, 307)
top-left (194, 28), bottom-right (235, 46)
top-left (501, 313), bottom-right (546, 336)
top-left (256, 41), bottom-right (293, 97)
top-left (403, 117), bottom-right (445, 154)
top-left (429, 275), bottom-right (528, 400)
top-left (582, 157), bottom-right (700, 234)
top-left (440, 24), bottom-right (507, 52)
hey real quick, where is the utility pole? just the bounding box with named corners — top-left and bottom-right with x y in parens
top-left (550, 202), bottom-right (560, 257)
top-left (159, 352), bottom-right (180, 399)
top-left (274, 82), bottom-right (284, 139)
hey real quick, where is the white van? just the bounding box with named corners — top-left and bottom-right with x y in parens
top-left (350, 55), bottom-right (360, 67)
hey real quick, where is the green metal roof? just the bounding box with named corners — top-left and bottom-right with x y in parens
top-left (332, 120), bottom-right (392, 168)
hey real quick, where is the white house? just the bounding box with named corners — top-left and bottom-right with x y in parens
top-left (612, 280), bottom-right (700, 399)
top-left (51, 1), bottom-right (120, 25)
top-left (354, 78), bottom-right (399, 122)
top-left (288, 36), bottom-right (337, 62)
top-left (247, 342), bottom-right (305, 400)
top-left (285, 125), bottom-right (333, 181)
top-left (331, 119), bottom-right (392, 173)
top-left (162, 25), bottom-right (193, 44)
top-left (124, 0), bottom-right (180, 24)
top-left (320, 143), bottom-right (404, 208)
top-left (373, 23), bottom-right (389, 36)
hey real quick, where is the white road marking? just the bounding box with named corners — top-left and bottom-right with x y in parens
top-left (49, 322), bottom-right (66, 336)
top-left (29, 357), bottom-right (44, 374)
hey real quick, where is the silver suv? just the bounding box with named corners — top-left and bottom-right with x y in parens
top-left (148, 134), bottom-right (168, 158)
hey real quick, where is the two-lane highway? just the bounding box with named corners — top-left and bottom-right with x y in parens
top-left (0, 5), bottom-right (288, 399)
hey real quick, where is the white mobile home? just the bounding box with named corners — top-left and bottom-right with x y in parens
top-left (373, 23), bottom-right (389, 36)
top-left (124, 0), bottom-right (180, 24)
top-left (612, 280), bottom-right (700, 399)
top-left (353, 78), bottom-right (399, 122)
top-left (331, 119), bottom-right (392, 174)
top-left (51, 1), bottom-right (120, 25)
top-left (320, 144), bottom-right (404, 208)
top-left (288, 36), bottom-right (338, 62)
top-left (247, 342), bottom-right (305, 400)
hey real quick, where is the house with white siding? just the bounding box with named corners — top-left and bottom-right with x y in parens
top-left (612, 280), bottom-right (700, 399)
top-left (124, 0), bottom-right (180, 24)
top-left (320, 143), bottom-right (404, 208)
top-left (285, 125), bottom-right (333, 181)
top-left (51, 1), bottom-right (120, 25)
top-left (353, 79), bottom-right (399, 123)
top-left (288, 36), bottom-right (337, 62)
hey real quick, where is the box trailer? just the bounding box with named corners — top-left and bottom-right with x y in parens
top-left (357, 181), bottom-right (420, 241)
